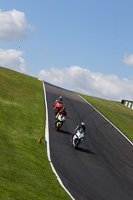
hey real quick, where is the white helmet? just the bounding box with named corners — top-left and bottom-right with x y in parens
top-left (81, 122), bottom-right (85, 127)
top-left (59, 96), bottom-right (63, 101)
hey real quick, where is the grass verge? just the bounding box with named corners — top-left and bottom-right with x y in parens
top-left (0, 67), bottom-right (71, 200)
top-left (79, 94), bottom-right (133, 142)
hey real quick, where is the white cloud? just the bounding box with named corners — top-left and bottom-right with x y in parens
top-left (0, 9), bottom-right (33, 41)
top-left (123, 52), bottom-right (133, 66)
top-left (38, 66), bottom-right (133, 101)
top-left (0, 48), bottom-right (27, 73)
top-left (39, 67), bottom-right (65, 85)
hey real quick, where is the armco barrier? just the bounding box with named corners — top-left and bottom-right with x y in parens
top-left (121, 99), bottom-right (133, 110)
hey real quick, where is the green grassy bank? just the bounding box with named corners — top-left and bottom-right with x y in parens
top-left (79, 94), bottom-right (133, 142)
top-left (0, 67), bottom-right (71, 200)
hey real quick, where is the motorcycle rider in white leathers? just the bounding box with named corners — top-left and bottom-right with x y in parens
top-left (74, 122), bottom-right (86, 135)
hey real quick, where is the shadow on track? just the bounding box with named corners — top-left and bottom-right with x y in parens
top-left (76, 146), bottom-right (98, 155)
top-left (60, 129), bottom-right (72, 135)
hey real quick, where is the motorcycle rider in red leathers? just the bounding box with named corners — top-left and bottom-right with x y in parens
top-left (54, 96), bottom-right (63, 115)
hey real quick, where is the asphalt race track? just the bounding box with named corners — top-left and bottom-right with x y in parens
top-left (44, 81), bottom-right (133, 200)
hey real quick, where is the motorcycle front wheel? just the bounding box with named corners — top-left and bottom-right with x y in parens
top-left (56, 126), bottom-right (59, 131)
top-left (74, 138), bottom-right (80, 149)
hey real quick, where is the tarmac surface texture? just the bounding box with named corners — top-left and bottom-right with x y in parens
top-left (44, 81), bottom-right (133, 200)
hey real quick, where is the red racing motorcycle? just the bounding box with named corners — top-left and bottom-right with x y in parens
top-left (54, 101), bottom-right (63, 115)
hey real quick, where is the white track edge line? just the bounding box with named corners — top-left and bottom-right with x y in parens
top-left (77, 93), bottom-right (133, 146)
top-left (43, 82), bottom-right (75, 200)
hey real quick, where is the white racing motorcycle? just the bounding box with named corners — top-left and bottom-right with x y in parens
top-left (72, 128), bottom-right (85, 149)
top-left (55, 114), bottom-right (66, 131)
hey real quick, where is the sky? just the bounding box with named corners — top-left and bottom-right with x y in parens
top-left (0, 0), bottom-right (133, 101)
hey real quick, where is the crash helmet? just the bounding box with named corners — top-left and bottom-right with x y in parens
top-left (59, 96), bottom-right (63, 101)
top-left (62, 107), bottom-right (66, 112)
top-left (81, 122), bottom-right (85, 128)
